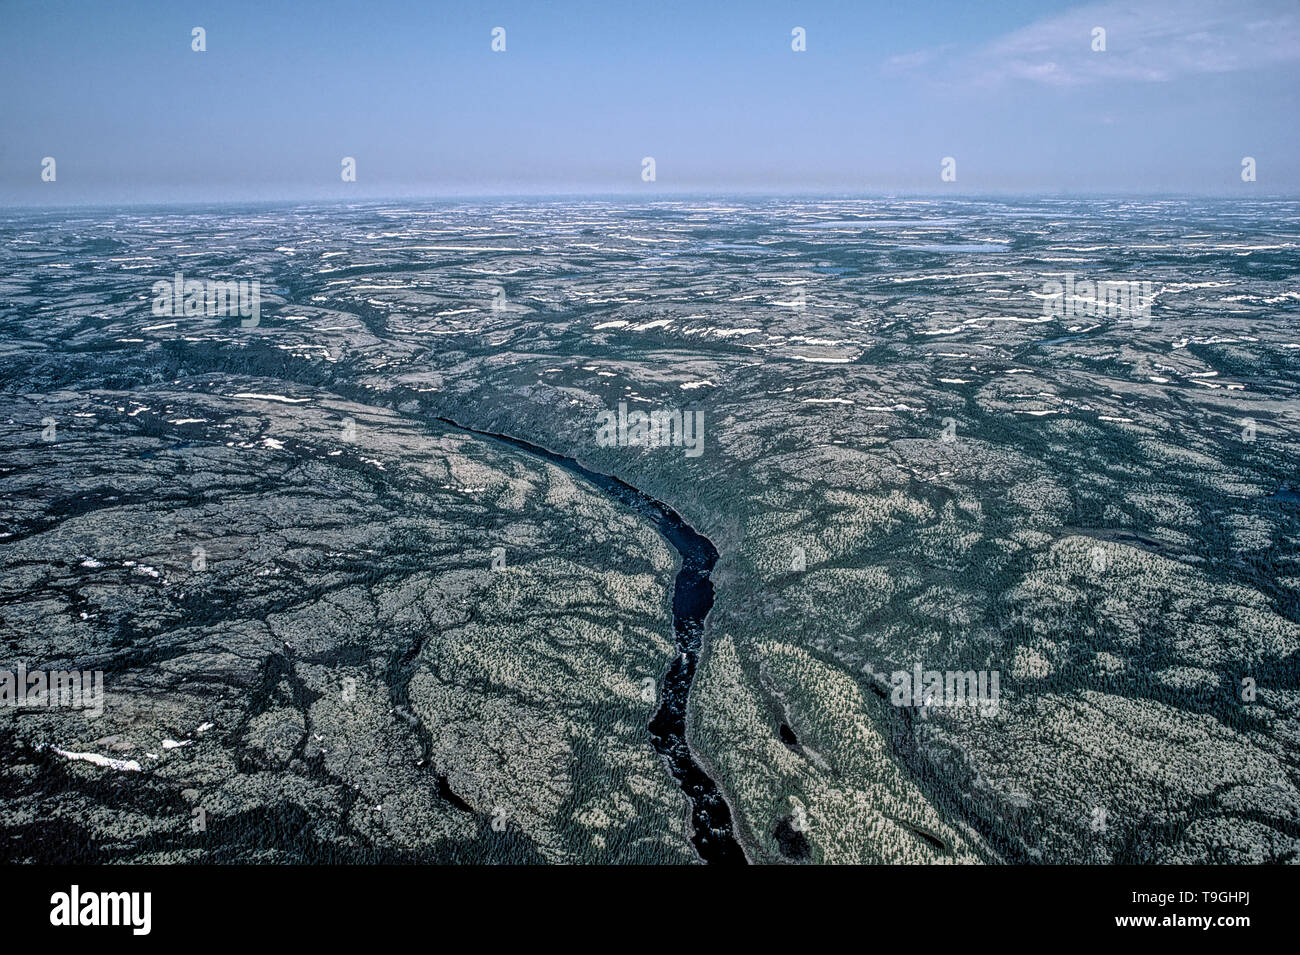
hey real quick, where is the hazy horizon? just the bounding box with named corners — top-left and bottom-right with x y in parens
top-left (5, 189), bottom-right (1300, 213)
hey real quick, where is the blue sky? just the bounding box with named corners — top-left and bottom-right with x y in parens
top-left (2, 0), bottom-right (1297, 203)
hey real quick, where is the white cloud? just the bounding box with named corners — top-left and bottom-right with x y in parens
top-left (886, 0), bottom-right (1300, 88)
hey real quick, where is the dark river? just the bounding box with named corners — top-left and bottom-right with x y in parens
top-left (435, 418), bottom-right (747, 864)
